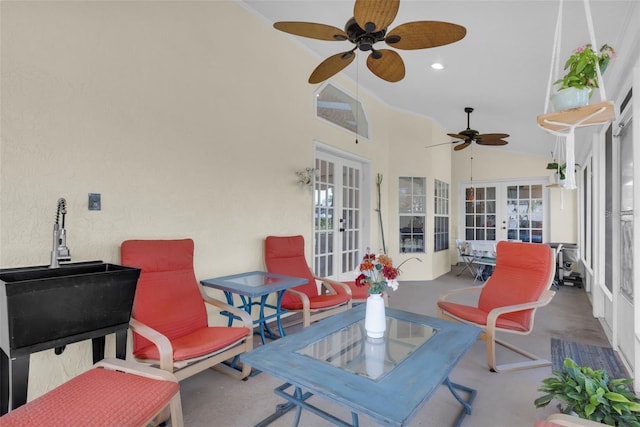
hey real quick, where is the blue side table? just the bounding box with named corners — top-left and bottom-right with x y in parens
top-left (201, 271), bottom-right (306, 344)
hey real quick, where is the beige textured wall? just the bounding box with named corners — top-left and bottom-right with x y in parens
top-left (0, 1), bottom-right (453, 399)
top-left (450, 146), bottom-right (578, 265)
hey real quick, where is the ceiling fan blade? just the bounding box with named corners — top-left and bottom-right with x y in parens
top-left (273, 22), bottom-right (348, 41)
top-left (385, 21), bottom-right (466, 50)
top-left (354, 0), bottom-right (399, 33)
top-left (477, 139), bottom-right (509, 146)
top-left (454, 141), bottom-right (472, 151)
top-left (309, 51), bottom-right (356, 84)
top-left (476, 133), bottom-right (510, 141)
top-left (366, 49), bottom-right (405, 82)
top-left (447, 133), bottom-right (470, 141)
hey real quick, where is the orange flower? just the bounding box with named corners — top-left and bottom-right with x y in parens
top-left (359, 260), bottom-right (374, 272)
top-left (378, 254), bottom-right (393, 266)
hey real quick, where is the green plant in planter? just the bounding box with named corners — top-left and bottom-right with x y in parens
top-left (535, 357), bottom-right (640, 426)
top-left (555, 44), bottom-right (616, 92)
top-left (546, 162), bottom-right (567, 180)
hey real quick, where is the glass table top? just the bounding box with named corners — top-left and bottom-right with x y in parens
top-left (297, 317), bottom-right (437, 380)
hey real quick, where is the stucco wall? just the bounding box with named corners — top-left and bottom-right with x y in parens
top-left (0, 1), bottom-right (454, 399)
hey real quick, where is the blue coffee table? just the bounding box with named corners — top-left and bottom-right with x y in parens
top-left (241, 305), bottom-right (481, 426)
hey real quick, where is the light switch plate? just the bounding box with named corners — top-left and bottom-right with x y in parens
top-left (88, 193), bottom-right (101, 211)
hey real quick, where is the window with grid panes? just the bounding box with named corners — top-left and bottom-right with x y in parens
top-left (434, 179), bottom-right (449, 252)
top-left (464, 186), bottom-right (497, 241)
top-left (399, 177), bottom-right (425, 253)
top-left (506, 184), bottom-right (543, 243)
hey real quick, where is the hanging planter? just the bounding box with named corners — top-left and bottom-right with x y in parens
top-left (551, 87), bottom-right (591, 111)
top-left (538, 1), bottom-right (617, 133)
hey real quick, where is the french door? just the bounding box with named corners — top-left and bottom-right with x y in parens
top-left (612, 92), bottom-right (634, 369)
top-left (313, 147), bottom-right (370, 281)
top-left (459, 180), bottom-right (547, 244)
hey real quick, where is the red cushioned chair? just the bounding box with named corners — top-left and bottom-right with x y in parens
top-left (438, 241), bottom-right (556, 373)
top-left (121, 239), bottom-right (253, 381)
top-left (264, 235), bottom-right (352, 328)
top-left (0, 358), bottom-right (183, 427)
top-left (343, 280), bottom-right (389, 305)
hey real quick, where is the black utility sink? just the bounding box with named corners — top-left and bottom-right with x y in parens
top-left (0, 261), bottom-right (140, 356)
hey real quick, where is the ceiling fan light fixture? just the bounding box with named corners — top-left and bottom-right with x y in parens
top-left (272, 0), bottom-right (466, 83)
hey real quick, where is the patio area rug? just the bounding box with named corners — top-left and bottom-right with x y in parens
top-left (551, 338), bottom-right (630, 381)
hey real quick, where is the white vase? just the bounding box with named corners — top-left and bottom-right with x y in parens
top-left (365, 293), bottom-right (386, 338)
top-left (365, 336), bottom-right (385, 379)
top-left (551, 87), bottom-right (592, 112)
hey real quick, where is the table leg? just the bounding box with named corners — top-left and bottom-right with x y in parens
top-left (254, 383), bottom-right (356, 427)
top-left (444, 377), bottom-right (476, 427)
top-left (92, 336), bottom-right (105, 364)
top-left (115, 330), bottom-right (127, 360)
top-left (276, 290), bottom-right (286, 338)
top-left (223, 291), bottom-right (236, 327)
top-left (6, 355), bottom-right (29, 413)
top-left (1, 349), bottom-right (8, 415)
top-left (256, 296), bottom-right (267, 344)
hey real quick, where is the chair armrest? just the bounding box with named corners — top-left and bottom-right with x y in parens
top-left (314, 276), bottom-right (353, 297)
top-left (95, 358), bottom-right (179, 383)
top-left (486, 289), bottom-right (556, 329)
top-left (285, 288), bottom-right (311, 310)
top-left (438, 285), bottom-right (483, 303)
top-left (198, 287), bottom-right (254, 330)
top-left (129, 318), bottom-right (174, 372)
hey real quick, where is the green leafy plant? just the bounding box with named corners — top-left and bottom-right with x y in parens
top-left (555, 44), bottom-right (616, 92)
top-left (535, 357), bottom-right (640, 426)
top-left (547, 162), bottom-right (567, 180)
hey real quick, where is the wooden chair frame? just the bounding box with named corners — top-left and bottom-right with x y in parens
top-left (438, 244), bottom-right (556, 373)
top-left (129, 284), bottom-right (254, 381)
top-left (285, 275), bottom-right (353, 328)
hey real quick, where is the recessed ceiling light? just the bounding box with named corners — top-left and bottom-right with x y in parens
top-left (431, 63), bottom-right (444, 70)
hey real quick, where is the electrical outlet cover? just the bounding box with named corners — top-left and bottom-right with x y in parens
top-left (88, 193), bottom-right (101, 211)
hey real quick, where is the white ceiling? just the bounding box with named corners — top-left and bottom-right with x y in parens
top-left (241, 0), bottom-right (638, 158)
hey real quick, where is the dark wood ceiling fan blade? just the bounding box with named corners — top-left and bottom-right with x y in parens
top-left (273, 22), bottom-right (348, 41)
top-left (385, 21), bottom-right (466, 50)
top-left (477, 139), bottom-right (509, 146)
top-left (454, 141), bottom-right (472, 151)
top-left (308, 51), bottom-right (355, 84)
top-left (447, 133), bottom-right (469, 141)
top-left (476, 133), bottom-right (510, 140)
top-left (366, 49), bottom-right (405, 82)
top-left (354, 0), bottom-right (399, 33)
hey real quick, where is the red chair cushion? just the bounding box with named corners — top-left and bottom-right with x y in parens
top-left (264, 235), bottom-right (321, 307)
top-left (134, 326), bottom-right (250, 361)
top-left (0, 367), bottom-right (178, 427)
top-left (477, 241), bottom-right (553, 331)
top-left (436, 301), bottom-right (529, 332)
top-left (120, 239), bottom-right (209, 353)
top-left (343, 280), bottom-right (370, 300)
top-left (282, 293), bottom-right (352, 310)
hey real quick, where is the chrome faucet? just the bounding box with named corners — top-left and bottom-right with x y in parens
top-left (50, 198), bottom-right (71, 268)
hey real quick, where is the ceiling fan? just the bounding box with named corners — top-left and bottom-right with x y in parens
top-left (447, 107), bottom-right (510, 151)
top-left (272, 0), bottom-right (466, 83)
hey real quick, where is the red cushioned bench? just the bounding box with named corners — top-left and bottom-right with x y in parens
top-left (0, 358), bottom-right (183, 427)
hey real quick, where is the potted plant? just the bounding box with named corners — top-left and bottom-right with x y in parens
top-left (551, 44), bottom-right (616, 111)
top-left (534, 357), bottom-right (640, 426)
top-left (546, 162), bottom-right (567, 181)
